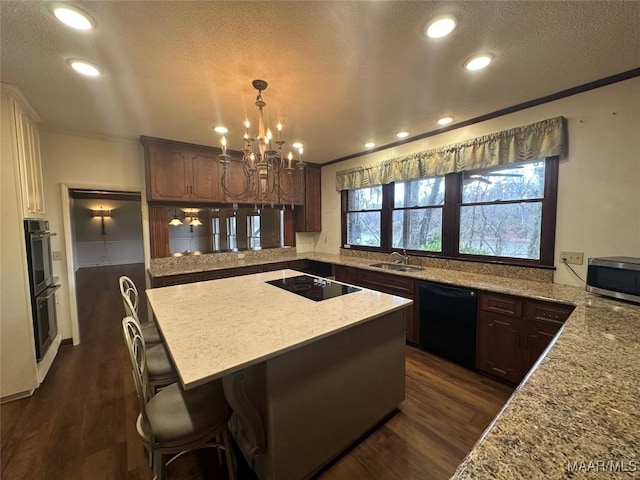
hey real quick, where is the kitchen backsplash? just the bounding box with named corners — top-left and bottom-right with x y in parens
top-left (339, 248), bottom-right (554, 283)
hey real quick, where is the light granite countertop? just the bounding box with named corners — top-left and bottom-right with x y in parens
top-left (147, 252), bottom-right (640, 479)
top-left (146, 269), bottom-right (411, 389)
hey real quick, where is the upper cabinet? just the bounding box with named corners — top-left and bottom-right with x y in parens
top-left (141, 136), bottom-right (322, 256)
top-left (142, 136), bottom-right (224, 203)
top-left (278, 166), bottom-right (305, 206)
top-left (2, 84), bottom-right (45, 218)
top-left (296, 165), bottom-right (322, 232)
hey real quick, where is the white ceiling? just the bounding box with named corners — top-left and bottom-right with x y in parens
top-left (1, 1), bottom-right (639, 164)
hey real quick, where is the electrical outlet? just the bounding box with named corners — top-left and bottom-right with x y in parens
top-left (53, 251), bottom-right (62, 261)
top-left (560, 251), bottom-right (584, 265)
top-left (237, 253), bottom-right (245, 259)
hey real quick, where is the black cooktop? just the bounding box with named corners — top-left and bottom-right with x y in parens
top-left (266, 275), bottom-right (361, 302)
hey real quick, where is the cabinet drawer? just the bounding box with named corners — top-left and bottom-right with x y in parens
top-left (524, 301), bottom-right (573, 324)
top-left (480, 293), bottom-right (522, 317)
top-left (357, 270), bottom-right (414, 298)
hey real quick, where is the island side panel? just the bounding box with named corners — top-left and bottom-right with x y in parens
top-left (264, 309), bottom-right (406, 480)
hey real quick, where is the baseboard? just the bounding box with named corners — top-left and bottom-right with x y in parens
top-left (0, 388), bottom-right (35, 404)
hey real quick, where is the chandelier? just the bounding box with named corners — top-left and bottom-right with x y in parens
top-left (217, 80), bottom-right (306, 205)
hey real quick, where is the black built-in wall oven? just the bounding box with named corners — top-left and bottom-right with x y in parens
top-left (24, 220), bottom-right (60, 361)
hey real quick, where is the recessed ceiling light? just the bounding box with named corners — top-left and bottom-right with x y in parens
top-left (425, 15), bottom-right (457, 39)
top-left (437, 117), bottom-right (453, 125)
top-left (364, 142), bottom-right (376, 149)
top-left (465, 54), bottom-right (493, 71)
top-left (67, 59), bottom-right (102, 77)
top-left (52, 5), bottom-right (95, 30)
top-left (396, 131), bottom-right (409, 139)
top-left (214, 126), bottom-right (228, 134)
top-left (292, 142), bottom-right (303, 149)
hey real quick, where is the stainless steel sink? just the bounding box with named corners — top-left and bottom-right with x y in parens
top-left (369, 262), bottom-right (424, 272)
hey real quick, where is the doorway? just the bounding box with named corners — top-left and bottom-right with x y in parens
top-left (65, 188), bottom-right (146, 341)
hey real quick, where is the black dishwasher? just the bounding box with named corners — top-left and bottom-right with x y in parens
top-left (419, 281), bottom-right (477, 369)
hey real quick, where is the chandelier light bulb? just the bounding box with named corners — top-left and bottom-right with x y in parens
top-left (244, 120), bottom-right (250, 129)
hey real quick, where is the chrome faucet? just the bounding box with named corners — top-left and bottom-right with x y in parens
top-left (390, 250), bottom-right (409, 265)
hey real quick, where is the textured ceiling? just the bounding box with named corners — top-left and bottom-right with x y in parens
top-left (1, 1), bottom-right (639, 164)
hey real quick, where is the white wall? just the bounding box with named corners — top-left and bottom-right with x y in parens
top-left (39, 130), bottom-right (147, 340)
top-left (72, 198), bottom-right (144, 267)
top-left (317, 77), bottom-right (640, 286)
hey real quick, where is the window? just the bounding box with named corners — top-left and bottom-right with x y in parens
top-left (341, 157), bottom-right (558, 266)
top-left (211, 216), bottom-right (220, 251)
top-left (226, 216), bottom-right (237, 250)
top-left (345, 186), bottom-right (382, 247)
top-left (247, 214), bottom-right (261, 249)
top-left (460, 161), bottom-right (546, 260)
top-left (392, 177), bottom-right (445, 252)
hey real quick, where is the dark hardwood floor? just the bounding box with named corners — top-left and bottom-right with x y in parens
top-left (1, 265), bottom-right (513, 479)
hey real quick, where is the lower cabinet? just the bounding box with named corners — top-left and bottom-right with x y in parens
top-left (476, 292), bottom-right (574, 384)
top-left (335, 265), bottom-right (418, 345)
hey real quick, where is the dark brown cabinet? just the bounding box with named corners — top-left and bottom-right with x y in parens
top-left (476, 293), bottom-right (573, 384)
top-left (334, 265), bottom-right (418, 344)
top-left (278, 166), bottom-right (305, 206)
top-left (477, 311), bottom-right (522, 383)
top-left (142, 136), bottom-right (322, 257)
top-left (142, 137), bottom-right (224, 203)
top-left (295, 165), bottom-right (322, 232)
top-left (334, 265), bottom-right (358, 285)
top-left (150, 259), bottom-right (328, 288)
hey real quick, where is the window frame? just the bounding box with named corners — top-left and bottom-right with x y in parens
top-left (342, 185), bottom-right (387, 251)
top-left (391, 177), bottom-right (446, 253)
top-left (340, 157), bottom-right (559, 268)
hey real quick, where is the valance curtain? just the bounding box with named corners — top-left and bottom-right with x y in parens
top-left (335, 116), bottom-right (566, 191)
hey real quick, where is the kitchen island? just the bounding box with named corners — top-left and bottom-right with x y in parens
top-left (146, 269), bottom-right (411, 480)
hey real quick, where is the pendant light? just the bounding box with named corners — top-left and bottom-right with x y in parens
top-left (169, 208), bottom-right (182, 226)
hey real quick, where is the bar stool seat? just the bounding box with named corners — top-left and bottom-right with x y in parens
top-left (141, 321), bottom-right (162, 345)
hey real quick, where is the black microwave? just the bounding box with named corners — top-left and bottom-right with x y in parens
top-left (586, 257), bottom-right (640, 304)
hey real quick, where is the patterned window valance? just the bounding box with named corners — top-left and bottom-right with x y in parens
top-left (336, 116), bottom-right (566, 190)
